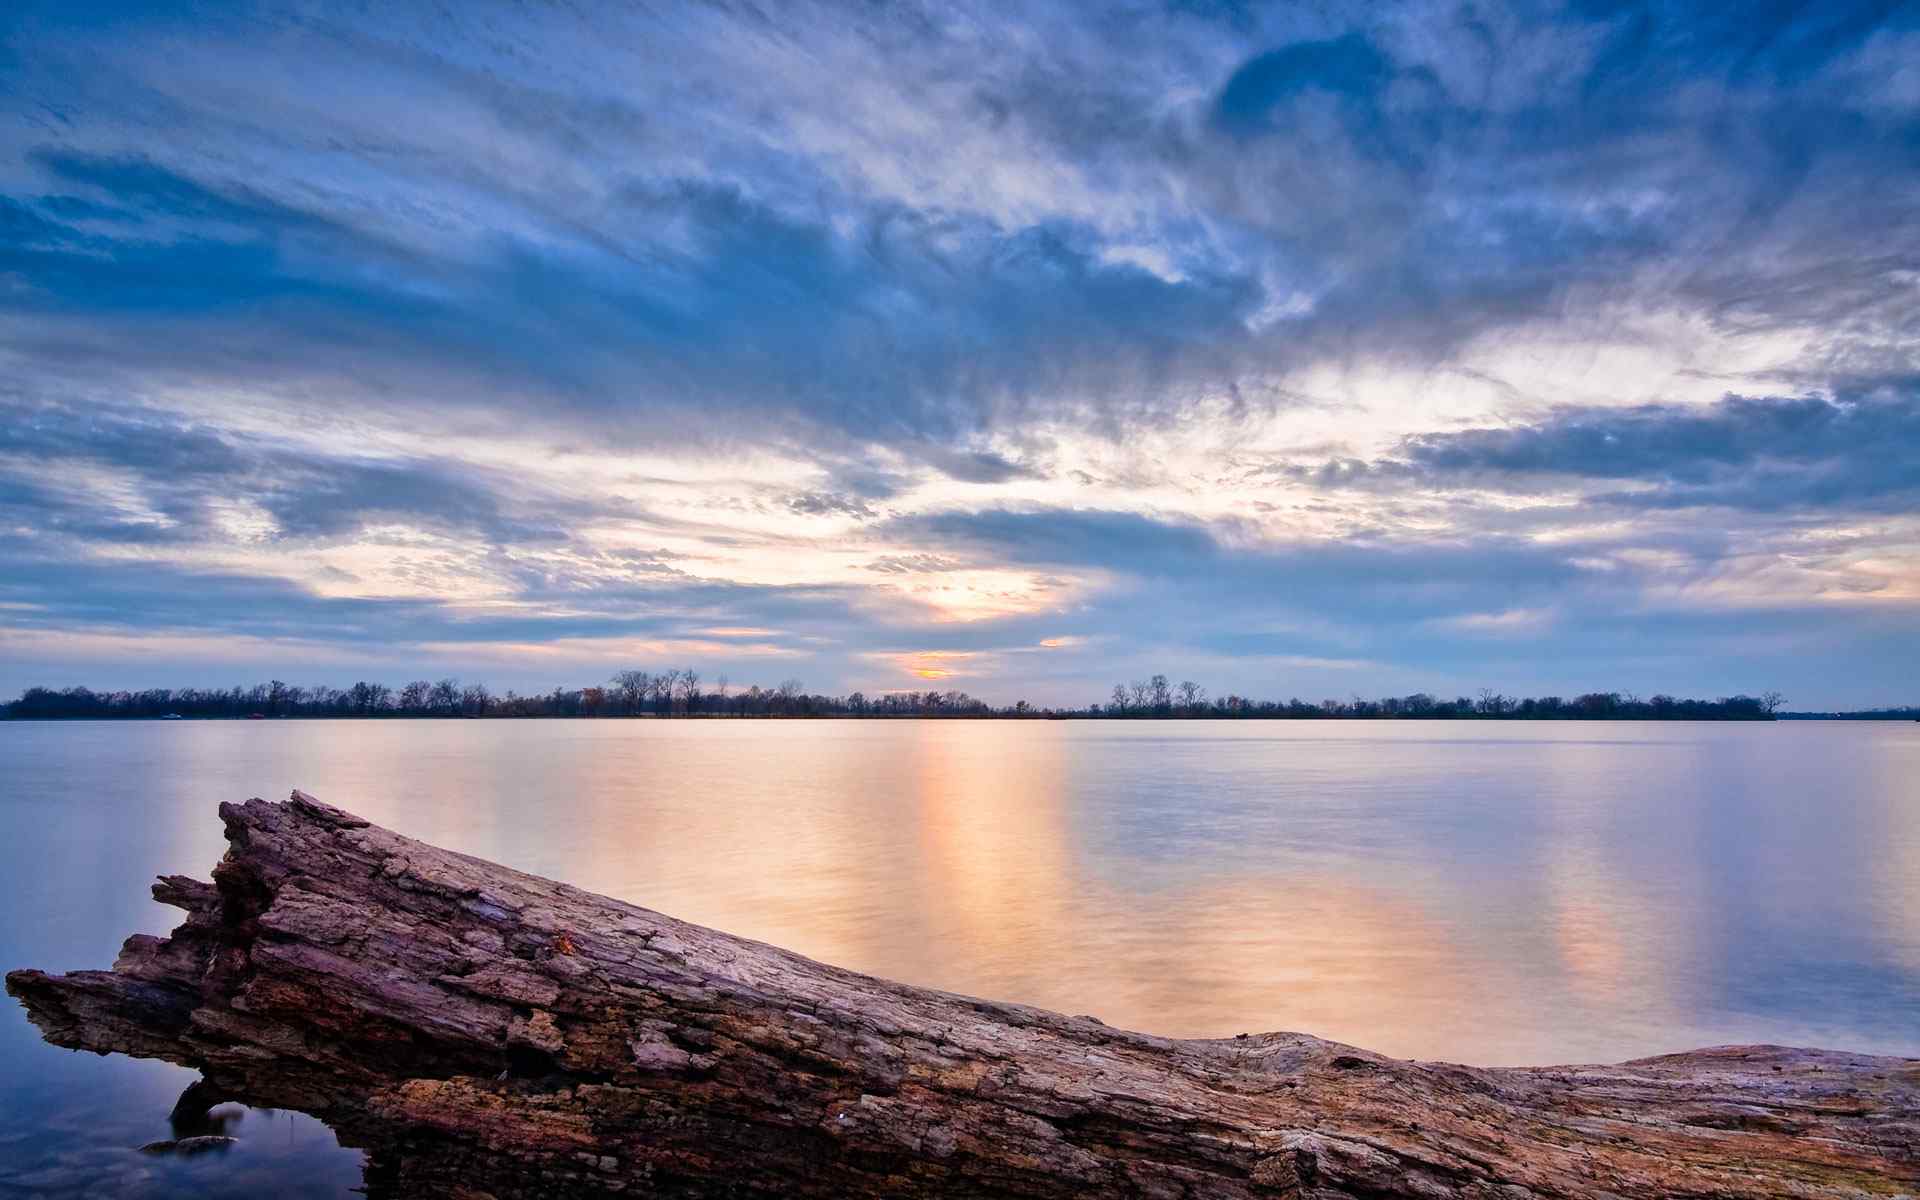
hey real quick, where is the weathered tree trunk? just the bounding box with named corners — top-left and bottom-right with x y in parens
top-left (8, 792), bottom-right (1917, 1198)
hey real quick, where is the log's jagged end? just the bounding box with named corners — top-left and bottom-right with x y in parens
top-left (8, 790), bottom-right (1920, 1200)
top-left (284, 787), bottom-right (371, 828)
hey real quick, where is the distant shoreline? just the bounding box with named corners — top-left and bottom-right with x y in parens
top-left (16, 712), bottom-right (1892, 723)
top-left (12, 713), bottom-right (1919, 721)
top-left (1778, 713), bottom-right (1920, 721)
top-left (3, 681), bottom-right (1822, 722)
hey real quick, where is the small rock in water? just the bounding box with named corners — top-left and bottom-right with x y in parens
top-left (138, 1135), bottom-right (238, 1156)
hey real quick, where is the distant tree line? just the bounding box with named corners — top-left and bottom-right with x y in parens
top-left (0, 674), bottom-right (991, 720)
top-left (1100, 675), bottom-right (1786, 720)
top-left (0, 672), bottom-right (1798, 720)
top-left (1779, 706), bottom-right (1920, 720)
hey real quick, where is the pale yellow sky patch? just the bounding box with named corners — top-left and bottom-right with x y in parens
top-left (865, 648), bottom-right (982, 682)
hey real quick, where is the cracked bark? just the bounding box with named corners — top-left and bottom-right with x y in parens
top-left (8, 791), bottom-right (1917, 1198)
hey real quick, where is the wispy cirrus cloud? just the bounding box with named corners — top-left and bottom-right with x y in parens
top-left (1277, 386), bottom-right (1920, 514)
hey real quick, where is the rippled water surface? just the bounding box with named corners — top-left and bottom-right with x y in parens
top-left (3, 719), bottom-right (1917, 1194)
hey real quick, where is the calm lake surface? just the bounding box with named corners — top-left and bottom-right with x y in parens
top-left (2, 719), bottom-right (1917, 1194)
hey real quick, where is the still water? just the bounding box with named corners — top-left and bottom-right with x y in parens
top-left (2, 719), bottom-right (1917, 1194)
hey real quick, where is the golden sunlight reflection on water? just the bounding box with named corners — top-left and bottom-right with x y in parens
top-left (4, 719), bottom-right (1918, 1069)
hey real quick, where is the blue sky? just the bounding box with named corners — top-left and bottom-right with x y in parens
top-left (1, 0), bottom-right (1916, 706)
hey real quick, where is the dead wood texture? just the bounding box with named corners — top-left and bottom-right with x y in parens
top-left (8, 791), bottom-right (1918, 1198)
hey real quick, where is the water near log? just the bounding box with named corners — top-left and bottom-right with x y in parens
top-left (9, 792), bottom-right (1917, 1198)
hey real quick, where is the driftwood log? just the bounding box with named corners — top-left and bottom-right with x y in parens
top-left (8, 792), bottom-right (1917, 1198)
